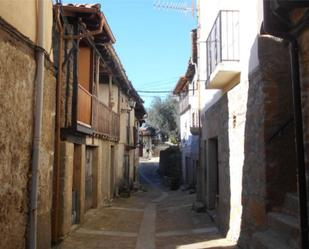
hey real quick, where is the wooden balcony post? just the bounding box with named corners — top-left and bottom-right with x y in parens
top-left (109, 74), bottom-right (113, 108)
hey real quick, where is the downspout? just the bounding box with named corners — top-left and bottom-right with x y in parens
top-left (263, 3), bottom-right (308, 249)
top-left (28, 0), bottom-right (45, 248)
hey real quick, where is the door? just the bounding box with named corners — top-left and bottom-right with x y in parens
top-left (110, 146), bottom-right (115, 198)
top-left (193, 160), bottom-right (198, 188)
top-left (123, 155), bottom-right (130, 188)
top-left (207, 138), bottom-right (219, 210)
top-left (85, 147), bottom-right (93, 211)
top-left (185, 157), bottom-right (190, 185)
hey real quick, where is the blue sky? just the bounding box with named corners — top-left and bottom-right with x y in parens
top-left (63, 0), bottom-right (196, 108)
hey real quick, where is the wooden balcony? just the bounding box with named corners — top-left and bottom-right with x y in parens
top-left (190, 108), bottom-right (200, 135)
top-left (76, 84), bottom-right (119, 139)
top-left (92, 96), bottom-right (120, 140)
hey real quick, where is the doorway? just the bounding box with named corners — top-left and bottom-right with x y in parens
top-left (85, 146), bottom-right (93, 211)
top-left (110, 146), bottom-right (115, 198)
top-left (207, 137), bottom-right (219, 210)
top-left (123, 154), bottom-right (130, 188)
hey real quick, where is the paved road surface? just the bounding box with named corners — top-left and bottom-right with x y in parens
top-left (55, 158), bottom-right (237, 249)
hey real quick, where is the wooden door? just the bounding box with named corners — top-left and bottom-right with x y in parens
top-left (85, 147), bottom-right (93, 211)
top-left (110, 146), bottom-right (115, 198)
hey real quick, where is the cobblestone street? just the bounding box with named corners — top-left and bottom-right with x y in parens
top-left (55, 158), bottom-right (236, 249)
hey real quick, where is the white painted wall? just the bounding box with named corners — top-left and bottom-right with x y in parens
top-left (197, 0), bottom-right (264, 242)
top-left (0, 0), bottom-right (53, 55)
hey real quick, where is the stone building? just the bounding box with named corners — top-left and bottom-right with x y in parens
top-left (173, 29), bottom-right (200, 189)
top-left (0, 2), bottom-right (145, 248)
top-left (52, 3), bottom-right (145, 243)
top-left (194, 0), bottom-right (309, 248)
top-left (0, 1), bottom-right (56, 249)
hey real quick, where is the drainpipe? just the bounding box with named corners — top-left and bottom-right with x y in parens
top-left (28, 0), bottom-right (45, 248)
top-left (263, 3), bottom-right (308, 249)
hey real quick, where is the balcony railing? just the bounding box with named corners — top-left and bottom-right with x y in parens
top-left (190, 108), bottom-right (199, 128)
top-left (111, 111), bottom-right (120, 138)
top-left (91, 96), bottom-right (120, 139)
top-left (206, 10), bottom-right (240, 83)
top-left (190, 108), bottom-right (200, 135)
top-left (179, 92), bottom-right (190, 114)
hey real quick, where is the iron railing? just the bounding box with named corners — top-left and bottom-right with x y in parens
top-left (206, 10), bottom-right (240, 80)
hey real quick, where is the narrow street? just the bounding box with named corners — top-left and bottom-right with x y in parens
top-left (55, 158), bottom-right (236, 249)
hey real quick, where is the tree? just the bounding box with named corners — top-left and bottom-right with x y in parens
top-left (146, 96), bottom-right (180, 143)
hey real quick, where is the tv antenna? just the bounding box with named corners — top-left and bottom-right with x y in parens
top-left (153, 0), bottom-right (195, 17)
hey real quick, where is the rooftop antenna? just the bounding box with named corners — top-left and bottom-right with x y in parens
top-left (153, 0), bottom-right (195, 17)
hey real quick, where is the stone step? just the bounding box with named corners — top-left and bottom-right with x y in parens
top-left (250, 230), bottom-right (292, 249)
top-left (283, 193), bottom-right (299, 217)
top-left (282, 192), bottom-right (309, 219)
top-left (268, 212), bottom-right (299, 239)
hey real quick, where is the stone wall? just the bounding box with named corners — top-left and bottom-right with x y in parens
top-left (290, 9), bottom-right (309, 174)
top-left (0, 20), bottom-right (56, 249)
top-left (201, 35), bottom-right (297, 246)
top-left (239, 36), bottom-right (297, 248)
top-left (201, 93), bottom-right (231, 236)
top-left (297, 20), bottom-right (309, 175)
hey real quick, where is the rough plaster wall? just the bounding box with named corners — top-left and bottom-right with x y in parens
top-left (129, 150), bottom-right (135, 182)
top-left (37, 66), bottom-right (56, 249)
top-left (59, 142), bottom-right (74, 236)
top-left (117, 144), bottom-right (125, 187)
top-left (0, 39), bottom-right (35, 249)
top-left (96, 140), bottom-right (103, 205)
top-left (99, 84), bottom-right (109, 106)
top-left (0, 36), bottom-right (56, 248)
top-left (101, 142), bottom-right (110, 202)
